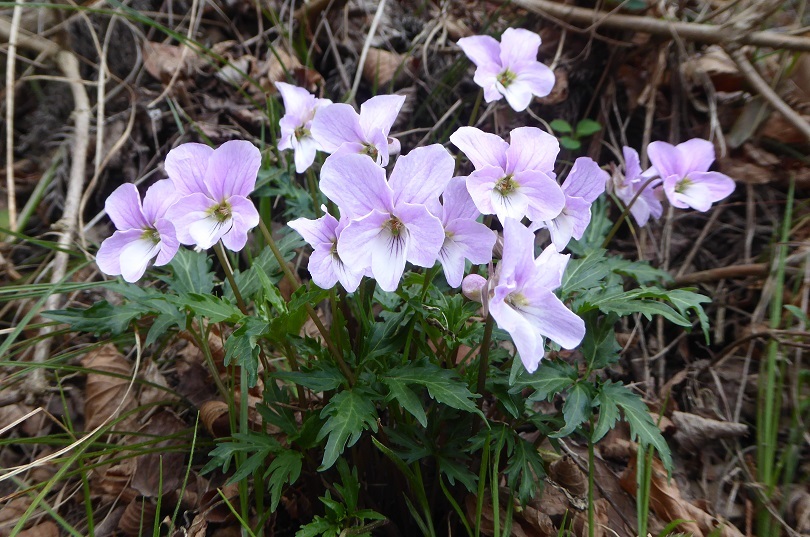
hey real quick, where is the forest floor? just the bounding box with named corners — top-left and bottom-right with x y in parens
top-left (0, 0), bottom-right (809, 536)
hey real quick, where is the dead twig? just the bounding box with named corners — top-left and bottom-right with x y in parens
top-left (511, 0), bottom-right (810, 53)
top-left (726, 46), bottom-right (810, 142)
top-left (0, 16), bottom-right (91, 396)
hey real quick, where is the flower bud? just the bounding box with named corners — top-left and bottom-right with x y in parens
top-left (462, 274), bottom-right (487, 303)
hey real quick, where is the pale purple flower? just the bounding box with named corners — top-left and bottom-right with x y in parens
top-left (611, 146), bottom-right (663, 227)
top-left (489, 218), bottom-right (585, 373)
top-left (276, 82), bottom-right (332, 173)
top-left (457, 28), bottom-right (555, 112)
top-left (535, 157), bottom-right (608, 250)
top-left (319, 145), bottom-right (454, 292)
top-left (450, 126), bottom-right (565, 224)
top-left (310, 94), bottom-right (405, 166)
top-left (288, 212), bottom-right (364, 292)
top-left (97, 180), bottom-right (180, 283)
top-left (165, 141), bottom-right (261, 251)
top-left (648, 139), bottom-right (735, 212)
top-left (435, 178), bottom-right (496, 287)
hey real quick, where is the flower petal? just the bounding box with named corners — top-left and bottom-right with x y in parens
top-left (562, 157), bottom-right (607, 203)
top-left (293, 136), bottom-right (320, 173)
top-left (450, 127), bottom-right (508, 171)
top-left (517, 170), bottom-right (566, 222)
top-left (288, 213), bottom-right (339, 248)
top-left (441, 177), bottom-right (480, 223)
top-left (498, 79), bottom-right (534, 112)
top-left (153, 218), bottom-right (179, 266)
top-left (96, 229), bottom-right (144, 277)
top-left (120, 237), bottom-right (161, 282)
top-left (464, 167), bottom-right (502, 216)
top-left (457, 35), bottom-right (502, 70)
top-left (204, 140), bottom-right (261, 200)
top-left (311, 103), bottom-right (365, 153)
top-left (359, 94), bottom-right (406, 139)
top-left (165, 143), bottom-right (213, 196)
top-left (275, 81), bottom-right (315, 124)
top-left (336, 209), bottom-right (389, 276)
top-left (499, 218), bottom-right (537, 290)
top-left (514, 60), bottom-right (555, 99)
top-left (518, 286), bottom-right (585, 349)
top-left (105, 184), bottom-right (148, 230)
top-left (167, 193), bottom-right (218, 245)
top-left (505, 127), bottom-right (559, 175)
top-left (491, 184), bottom-right (529, 222)
top-left (675, 138), bottom-right (716, 175)
top-left (439, 237), bottom-right (466, 288)
top-left (489, 296), bottom-right (544, 373)
top-left (622, 146), bottom-right (642, 181)
top-left (528, 244), bottom-right (569, 291)
top-left (395, 202), bottom-right (445, 267)
top-left (142, 179), bottom-right (181, 224)
top-left (498, 28), bottom-right (541, 68)
top-left (220, 195), bottom-right (259, 251)
top-left (545, 196), bottom-right (591, 250)
top-left (445, 218), bottom-right (496, 265)
top-left (647, 141), bottom-right (685, 180)
top-left (320, 154), bottom-right (393, 219)
top-left (388, 144), bottom-right (455, 207)
top-left (689, 171), bottom-right (736, 203)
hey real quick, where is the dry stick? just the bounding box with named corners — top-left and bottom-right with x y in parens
top-left (3, 2), bottom-right (25, 233)
top-left (511, 0), bottom-right (810, 52)
top-left (347, 0), bottom-right (387, 103)
top-left (726, 46), bottom-right (810, 143)
top-left (0, 19), bottom-right (91, 395)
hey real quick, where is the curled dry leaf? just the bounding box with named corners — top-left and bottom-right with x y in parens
top-left (620, 454), bottom-right (744, 537)
top-left (142, 41), bottom-right (199, 84)
top-left (788, 488), bottom-right (810, 533)
top-left (81, 344), bottom-right (135, 431)
top-left (200, 400), bottom-right (231, 438)
top-left (130, 411), bottom-right (187, 498)
top-left (672, 410), bottom-right (748, 452)
top-left (681, 46), bottom-right (743, 93)
top-left (92, 458), bottom-right (139, 504)
top-left (0, 497), bottom-right (31, 536)
top-left (549, 455), bottom-right (588, 497)
top-left (118, 497), bottom-right (157, 537)
top-left (252, 49), bottom-right (324, 97)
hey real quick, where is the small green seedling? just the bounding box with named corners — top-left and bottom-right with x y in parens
top-left (550, 118), bottom-right (602, 150)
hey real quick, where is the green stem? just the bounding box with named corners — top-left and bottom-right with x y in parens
top-left (258, 219), bottom-right (355, 386)
top-left (306, 168), bottom-right (321, 215)
top-left (214, 242), bottom-right (248, 315)
top-left (588, 429), bottom-right (595, 537)
top-left (601, 176), bottom-right (660, 249)
top-left (476, 315), bottom-right (495, 405)
top-left (468, 89), bottom-right (483, 126)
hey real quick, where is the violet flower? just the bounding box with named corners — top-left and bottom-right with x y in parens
top-left (450, 126), bottom-right (565, 224)
top-left (436, 177), bottom-right (496, 287)
top-left (647, 139), bottom-right (735, 212)
top-left (319, 145), bottom-right (454, 292)
top-left (97, 180), bottom-right (180, 283)
top-left (535, 157), bottom-right (608, 250)
top-left (611, 146), bottom-right (663, 227)
top-left (276, 82), bottom-right (333, 173)
top-left (457, 28), bottom-right (555, 112)
top-left (310, 94), bottom-right (406, 166)
top-left (488, 218), bottom-right (585, 373)
top-left (165, 140), bottom-right (261, 251)
top-left (288, 211), bottom-right (364, 292)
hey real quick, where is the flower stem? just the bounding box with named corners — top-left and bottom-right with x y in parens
top-left (214, 242), bottom-right (248, 315)
top-left (257, 219), bottom-right (355, 386)
top-left (601, 175), bottom-right (660, 249)
top-left (306, 169), bottom-right (321, 216)
top-left (476, 314), bottom-right (495, 405)
top-left (468, 89), bottom-right (483, 126)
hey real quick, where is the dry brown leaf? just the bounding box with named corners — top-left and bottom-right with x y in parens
top-left (92, 458), bottom-right (139, 504)
top-left (681, 46), bottom-right (743, 93)
top-left (361, 48), bottom-right (414, 87)
top-left (200, 400), bottom-right (231, 438)
top-left (572, 498), bottom-right (609, 537)
top-left (17, 522), bottom-right (58, 537)
top-left (672, 411), bottom-right (748, 452)
top-left (142, 42), bottom-right (198, 84)
top-left (252, 49), bottom-right (323, 96)
top-left (549, 455), bottom-right (588, 498)
top-left (788, 488), bottom-right (810, 533)
top-left (118, 497), bottom-right (157, 537)
top-left (620, 454), bottom-right (744, 537)
top-left (0, 497), bottom-right (31, 536)
top-left (130, 411), bottom-right (187, 498)
top-left (139, 359), bottom-right (176, 407)
top-left (81, 344), bottom-right (135, 431)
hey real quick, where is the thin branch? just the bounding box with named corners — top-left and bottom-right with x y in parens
top-left (511, 0), bottom-right (810, 52)
top-left (726, 46), bottom-right (810, 142)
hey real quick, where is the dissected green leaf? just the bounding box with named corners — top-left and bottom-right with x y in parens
top-left (384, 378), bottom-right (428, 427)
top-left (165, 248), bottom-right (214, 295)
top-left (553, 382), bottom-right (592, 437)
top-left (504, 436), bottom-right (546, 504)
top-left (317, 389), bottom-right (379, 470)
top-left (275, 362), bottom-right (346, 392)
top-left (265, 450), bottom-right (303, 511)
top-left (177, 293), bottom-right (243, 323)
top-left (386, 360), bottom-right (482, 417)
top-left (223, 317), bottom-right (267, 387)
top-left (511, 359), bottom-right (577, 402)
top-left (43, 301), bottom-right (147, 335)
